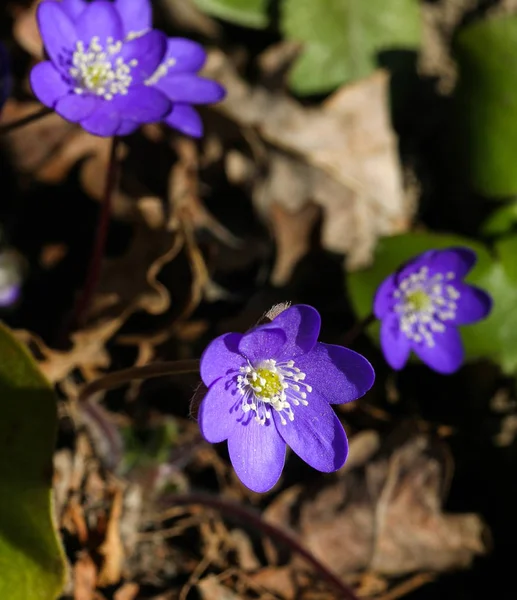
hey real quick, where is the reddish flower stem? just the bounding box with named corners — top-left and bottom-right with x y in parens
top-left (72, 136), bottom-right (119, 329)
top-left (160, 492), bottom-right (361, 600)
top-left (78, 359), bottom-right (201, 403)
top-left (0, 106), bottom-right (53, 135)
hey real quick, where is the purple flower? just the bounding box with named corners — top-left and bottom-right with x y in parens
top-left (373, 247), bottom-right (492, 374)
top-left (30, 0), bottom-right (225, 137)
top-left (198, 304), bottom-right (375, 493)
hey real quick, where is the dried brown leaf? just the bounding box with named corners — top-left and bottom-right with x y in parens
top-left (205, 51), bottom-right (412, 268)
top-left (269, 202), bottom-right (320, 286)
top-left (266, 431), bottom-right (488, 579)
top-left (73, 553), bottom-right (98, 600)
top-left (197, 576), bottom-right (242, 600)
top-left (97, 489), bottom-right (125, 587)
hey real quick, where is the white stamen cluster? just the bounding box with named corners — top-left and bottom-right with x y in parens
top-left (394, 266), bottom-right (460, 347)
top-left (145, 58), bottom-right (177, 86)
top-left (69, 36), bottom-right (138, 100)
top-left (236, 359), bottom-right (312, 425)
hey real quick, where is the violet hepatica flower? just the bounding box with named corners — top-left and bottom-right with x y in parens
top-left (198, 304), bottom-right (375, 493)
top-left (30, 0), bottom-right (225, 137)
top-left (374, 247), bottom-right (492, 374)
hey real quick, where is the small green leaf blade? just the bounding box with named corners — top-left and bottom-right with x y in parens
top-left (192, 0), bottom-right (269, 28)
top-left (281, 0), bottom-right (421, 95)
top-left (455, 16), bottom-right (517, 196)
top-left (0, 323), bottom-right (66, 600)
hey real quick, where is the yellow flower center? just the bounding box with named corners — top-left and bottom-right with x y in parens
top-left (236, 359), bottom-right (311, 425)
top-left (405, 289), bottom-right (432, 311)
top-left (253, 368), bottom-right (283, 399)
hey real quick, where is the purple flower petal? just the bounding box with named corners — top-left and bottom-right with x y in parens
top-left (37, 2), bottom-right (77, 67)
top-left (380, 314), bottom-right (411, 370)
top-left (412, 326), bottom-right (464, 374)
top-left (198, 376), bottom-right (240, 443)
top-left (120, 30), bottom-right (167, 85)
top-left (373, 273), bottom-right (397, 318)
top-left (110, 85), bottom-right (171, 123)
top-left (264, 304), bottom-right (321, 360)
top-left (238, 328), bottom-right (286, 364)
top-left (451, 283), bottom-right (492, 325)
top-left (163, 38), bottom-right (207, 73)
top-left (75, 1), bottom-right (123, 45)
top-left (154, 73), bottom-right (226, 104)
top-left (200, 332), bottom-right (244, 387)
top-left (55, 93), bottom-right (99, 122)
top-left (60, 0), bottom-right (86, 20)
top-left (30, 61), bottom-right (70, 107)
top-left (228, 417), bottom-right (286, 492)
top-left (295, 342), bottom-right (375, 404)
top-left (115, 0), bottom-right (152, 35)
top-left (395, 250), bottom-right (433, 284)
top-left (164, 104), bottom-right (203, 137)
top-left (275, 391), bottom-right (348, 472)
top-left (116, 119), bottom-right (139, 136)
top-left (427, 247), bottom-right (477, 279)
top-left (0, 283), bottom-right (20, 307)
top-left (80, 103), bottom-right (121, 136)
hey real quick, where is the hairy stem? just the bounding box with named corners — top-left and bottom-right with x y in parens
top-left (72, 136), bottom-right (119, 329)
top-left (0, 107), bottom-right (53, 135)
top-left (79, 359), bottom-right (201, 403)
top-left (160, 493), bottom-right (360, 600)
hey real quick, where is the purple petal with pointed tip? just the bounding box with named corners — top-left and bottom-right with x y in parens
top-left (275, 391), bottom-right (348, 472)
top-left (380, 313), bottom-right (411, 370)
top-left (55, 93), bottom-right (99, 122)
top-left (110, 85), bottom-right (170, 123)
top-left (80, 103), bottom-right (121, 136)
top-left (163, 38), bottom-right (207, 73)
top-left (60, 0), bottom-right (86, 20)
top-left (200, 332), bottom-right (244, 387)
top-left (164, 104), bottom-right (203, 137)
top-left (115, 0), bottom-right (152, 35)
top-left (75, 1), bottom-right (123, 45)
top-left (373, 273), bottom-right (397, 318)
top-left (451, 282), bottom-right (492, 325)
top-left (238, 328), bottom-right (286, 364)
top-left (263, 304), bottom-right (321, 360)
top-left (427, 247), bottom-right (477, 279)
top-left (154, 73), bottom-right (226, 104)
top-left (30, 61), bottom-right (70, 107)
top-left (115, 119), bottom-right (139, 136)
top-left (228, 417), bottom-right (286, 492)
top-left (198, 376), bottom-right (241, 443)
top-left (120, 30), bottom-right (167, 85)
top-left (37, 2), bottom-right (77, 68)
top-left (295, 342), bottom-right (375, 404)
top-left (412, 326), bottom-right (464, 374)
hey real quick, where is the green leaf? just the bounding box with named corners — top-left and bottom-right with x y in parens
top-left (0, 324), bottom-right (66, 599)
top-left (280, 0), bottom-right (421, 95)
top-left (346, 232), bottom-right (517, 373)
top-left (455, 16), bottom-right (517, 196)
top-left (482, 199), bottom-right (517, 236)
top-left (192, 0), bottom-right (270, 28)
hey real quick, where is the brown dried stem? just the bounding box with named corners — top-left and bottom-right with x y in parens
top-left (78, 359), bottom-right (201, 403)
top-left (161, 492), bottom-right (362, 600)
top-left (0, 106), bottom-right (53, 135)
